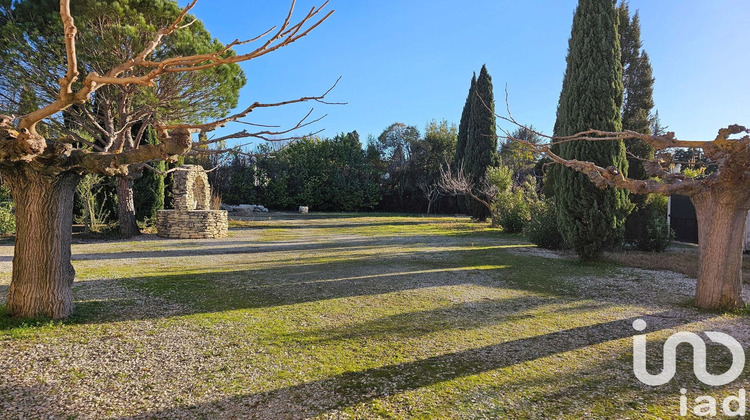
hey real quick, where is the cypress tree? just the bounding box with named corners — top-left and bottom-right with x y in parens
top-left (618, 2), bottom-right (664, 250)
top-left (465, 65), bottom-right (497, 221)
top-left (453, 74), bottom-right (476, 168)
top-left (552, 0), bottom-right (631, 260)
top-left (619, 4), bottom-right (655, 178)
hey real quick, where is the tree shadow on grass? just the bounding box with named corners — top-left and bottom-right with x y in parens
top-left (72, 240), bottom-right (381, 261)
top-left (67, 260), bottom-right (514, 325)
top-left (0, 240), bottom-right (702, 331)
top-left (70, 233), bottom-right (525, 261)
top-left (230, 220), bottom-right (437, 231)
top-left (121, 311), bottom-right (713, 419)
top-left (280, 295), bottom-right (557, 344)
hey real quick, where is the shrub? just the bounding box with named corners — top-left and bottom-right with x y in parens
top-left (624, 194), bottom-right (673, 252)
top-left (492, 175), bottom-right (536, 233)
top-left (493, 189), bottom-right (530, 233)
top-left (210, 190), bottom-right (222, 210)
top-left (523, 198), bottom-right (564, 249)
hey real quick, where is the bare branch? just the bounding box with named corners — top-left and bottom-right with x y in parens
top-left (438, 162), bottom-right (495, 211)
top-left (86, 1), bottom-right (333, 87)
top-left (158, 77), bottom-right (343, 133)
top-left (59, 0), bottom-right (79, 99)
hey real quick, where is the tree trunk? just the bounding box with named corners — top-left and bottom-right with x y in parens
top-left (693, 190), bottom-right (749, 310)
top-left (2, 167), bottom-right (79, 319)
top-left (117, 176), bottom-right (139, 237)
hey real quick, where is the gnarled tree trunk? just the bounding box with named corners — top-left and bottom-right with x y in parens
top-left (2, 166), bottom-right (79, 319)
top-left (117, 176), bottom-right (139, 237)
top-left (693, 189), bottom-right (749, 310)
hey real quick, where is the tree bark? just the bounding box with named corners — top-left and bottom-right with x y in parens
top-left (2, 166), bottom-right (79, 319)
top-left (117, 176), bottom-right (139, 237)
top-left (693, 190), bottom-right (749, 310)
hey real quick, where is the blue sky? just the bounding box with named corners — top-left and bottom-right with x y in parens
top-left (186, 0), bottom-right (750, 147)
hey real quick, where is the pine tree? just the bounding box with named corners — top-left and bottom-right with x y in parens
top-left (464, 65), bottom-right (497, 221)
top-left (454, 74), bottom-right (476, 168)
top-left (552, 0), bottom-right (631, 260)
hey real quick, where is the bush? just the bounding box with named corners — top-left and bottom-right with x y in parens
top-left (492, 175), bottom-right (536, 233)
top-left (523, 198), bottom-right (564, 249)
top-left (493, 189), bottom-right (530, 233)
top-left (624, 194), bottom-right (673, 252)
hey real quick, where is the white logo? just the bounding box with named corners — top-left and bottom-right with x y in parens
top-left (632, 319), bottom-right (745, 387)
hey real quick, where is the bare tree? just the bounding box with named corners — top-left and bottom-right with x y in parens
top-left (417, 181), bottom-right (441, 214)
top-left (438, 162), bottom-right (497, 221)
top-left (0, 0), bottom-right (334, 319)
top-left (502, 115), bottom-right (750, 310)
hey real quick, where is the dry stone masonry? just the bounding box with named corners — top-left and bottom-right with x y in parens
top-left (157, 165), bottom-right (228, 239)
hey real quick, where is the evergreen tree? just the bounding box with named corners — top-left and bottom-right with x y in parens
top-left (618, 2), bottom-right (666, 251)
top-left (134, 126), bottom-right (165, 224)
top-left (551, 0), bottom-right (631, 260)
top-left (464, 65), bottom-right (497, 221)
top-left (618, 2), bottom-right (655, 179)
top-left (650, 110), bottom-right (667, 136)
top-left (453, 74), bottom-right (476, 168)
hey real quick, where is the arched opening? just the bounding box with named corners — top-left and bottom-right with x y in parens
top-left (193, 175), bottom-right (208, 210)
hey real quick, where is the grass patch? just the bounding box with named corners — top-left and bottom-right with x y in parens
top-left (0, 213), bottom-right (745, 419)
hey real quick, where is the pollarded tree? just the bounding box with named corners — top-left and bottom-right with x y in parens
top-left (0, 0), bottom-right (246, 237)
top-left (551, 0), bottom-right (631, 260)
top-left (0, 0), bottom-right (334, 319)
top-left (506, 123), bottom-right (750, 310)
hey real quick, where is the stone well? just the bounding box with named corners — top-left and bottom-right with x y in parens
top-left (156, 165), bottom-right (228, 239)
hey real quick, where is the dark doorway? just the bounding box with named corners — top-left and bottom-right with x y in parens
top-left (669, 195), bottom-right (698, 244)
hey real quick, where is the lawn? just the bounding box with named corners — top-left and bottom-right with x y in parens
top-left (0, 214), bottom-right (748, 419)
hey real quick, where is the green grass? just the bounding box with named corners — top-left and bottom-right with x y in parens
top-left (0, 214), bottom-right (746, 419)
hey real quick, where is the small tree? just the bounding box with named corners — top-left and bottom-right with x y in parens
top-left (438, 162), bottom-right (497, 224)
top-left (418, 181), bottom-right (441, 214)
top-left (0, 0), bottom-right (334, 319)
top-left (75, 174), bottom-right (110, 233)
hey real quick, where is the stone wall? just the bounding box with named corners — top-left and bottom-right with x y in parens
top-left (156, 210), bottom-right (228, 239)
top-left (173, 165), bottom-right (211, 211)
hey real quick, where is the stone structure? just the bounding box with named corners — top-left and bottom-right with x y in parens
top-left (157, 165), bottom-right (228, 239)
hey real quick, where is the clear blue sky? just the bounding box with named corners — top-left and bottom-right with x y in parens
top-left (186, 0), bottom-right (750, 147)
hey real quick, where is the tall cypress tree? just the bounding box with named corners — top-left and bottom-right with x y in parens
top-left (464, 65), bottom-right (497, 221)
top-left (454, 74), bottom-right (476, 168)
top-left (618, 2), bottom-right (664, 250)
top-left (618, 3), bottom-right (655, 179)
top-left (552, 0), bottom-right (631, 260)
